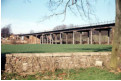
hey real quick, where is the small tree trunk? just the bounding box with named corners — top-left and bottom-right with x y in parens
top-left (110, 0), bottom-right (121, 71)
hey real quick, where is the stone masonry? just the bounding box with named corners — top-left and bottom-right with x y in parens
top-left (1, 52), bottom-right (111, 74)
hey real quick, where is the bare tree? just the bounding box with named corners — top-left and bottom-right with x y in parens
top-left (47, 0), bottom-right (121, 71)
top-left (53, 24), bottom-right (67, 30)
top-left (30, 30), bottom-right (34, 34)
top-left (1, 24), bottom-right (12, 38)
top-left (68, 24), bottom-right (75, 28)
top-left (40, 0), bottom-right (96, 22)
top-left (53, 24), bottom-right (75, 31)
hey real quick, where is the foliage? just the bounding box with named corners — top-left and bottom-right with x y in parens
top-left (1, 67), bottom-right (121, 80)
top-left (1, 44), bottom-right (112, 54)
top-left (1, 24), bottom-right (12, 38)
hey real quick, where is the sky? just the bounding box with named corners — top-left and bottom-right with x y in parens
top-left (1, 0), bottom-right (115, 34)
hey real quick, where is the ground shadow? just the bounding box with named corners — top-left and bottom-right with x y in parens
top-left (1, 54), bottom-right (6, 74)
top-left (65, 47), bottom-right (112, 52)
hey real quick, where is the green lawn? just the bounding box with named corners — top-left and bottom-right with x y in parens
top-left (2, 45), bottom-right (119, 80)
top-left (1, 44), bottom-right (112, 54)
top-left (1, 67), bottom-right (121, 80)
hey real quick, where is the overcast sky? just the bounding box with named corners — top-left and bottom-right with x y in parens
top-left (1, 0), bottom-right (115, 34)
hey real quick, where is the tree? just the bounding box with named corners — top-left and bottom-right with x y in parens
top-left (30, 30), bottom-right (34, 34)
top-left (53, 24), bottom-right (67, 30)
top-left (68, 24), bottom-right (75, 28)
top-left (47, 0), bottom-right (121, 71)
top-left (1, 24), bottom-right (12, 38)
top-left (110, 0), bottom-right (121, 71)
top-left (40, 0), bottom-right (96, 22)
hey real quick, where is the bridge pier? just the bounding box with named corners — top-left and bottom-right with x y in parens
top-left (73, 31), bottom-right (75, 44)
top-left (42, 34), bottom-right (44, 44)
top-left (108, 29), bottom-right (110, 45)
top-left (50, 34), bottom-right (52, 44)
top-left (80, 32), bottom-right (82, 44)
top-left (55, 34), bottom-right (57, 44)
top-left (60, 33), bottom-right (62, 44)
top-left (40, 36), bottom-right (41, 44)
top-left (87, 31), bottom-right (90, 44)
top-left (21, 36), bottom-right (24, 41)
top-left (66, 33), bottom-right (68, 44)
top-left (90, 29), bottom-right (93, 44)
top-left (51, 34), bottom-right (53, 44)
top-left (99, 30), bottom-right (101, 44)
top-left (46, 35), bottom-right (48, 44)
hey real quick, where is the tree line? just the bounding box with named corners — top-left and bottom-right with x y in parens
top-left (1, 24), bottom-right (12, 38)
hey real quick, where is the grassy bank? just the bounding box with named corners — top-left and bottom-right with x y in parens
top-left (1, 44), bottom-right (112, 54)
top-left (1, 67), bottom-right (121, 80)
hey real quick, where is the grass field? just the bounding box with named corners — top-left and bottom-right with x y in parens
top-left (1, 44), bottom-right (112, 54)
top-left (1, 67), bottom-right (121, 80)
top-left (2, 44), bottom-right (119, 80)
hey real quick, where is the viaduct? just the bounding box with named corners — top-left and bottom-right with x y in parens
top-left (18, 22), bottom-right (115, 45)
